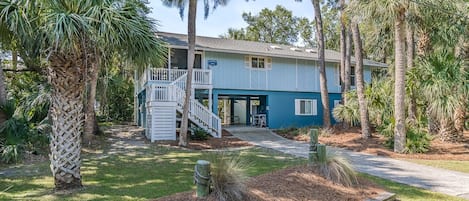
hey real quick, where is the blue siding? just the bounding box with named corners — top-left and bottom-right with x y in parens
top-left (206, 51), bottom-right (358, 93)
top-left (213, 89), bottom-right (342, 129)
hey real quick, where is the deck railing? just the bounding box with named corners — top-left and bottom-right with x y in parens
top-left (144, 68), bottom-right (212, 85)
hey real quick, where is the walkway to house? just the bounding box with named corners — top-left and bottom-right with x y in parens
top-left (225, 127), bottom-right (469, 199)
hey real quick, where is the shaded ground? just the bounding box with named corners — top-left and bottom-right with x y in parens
top-left (278, 127), bottom-right (469, 160)
top-left (227, 127), bottom-right (469, 199)
top-left (154, 165), bottom-right (383, 201)
top-left (157, 129), bottom-right (253, 150)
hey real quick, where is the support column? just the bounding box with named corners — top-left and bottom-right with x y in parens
top-left (208, 88), bottom-right (212, 111)
top-left (212, 91), bottom-right (218, 115)
top-left (246, 96), bottom-right (251, 126)
top-left (230, 98), bottom-right (235, 124)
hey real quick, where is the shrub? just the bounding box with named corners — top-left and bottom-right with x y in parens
top-left (210, 153), bottom-right (248, 201)
top-left (190, 127), bottom-right (210, 140)
top-left (314, 151), bottom-right (357, 187)
top-left (1, 144), bottom-right (20, 163)
top-left (332, 103), bottom-right (360, 127)
top-left (403, 127), bottom-right (432, 154)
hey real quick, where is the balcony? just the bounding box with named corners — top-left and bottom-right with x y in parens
top-left (138, 68), bottom-right (212, 92)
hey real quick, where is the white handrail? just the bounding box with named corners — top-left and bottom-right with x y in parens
top-left (145, 69), bottom-right (221, 137)
top-left (171, 73), bottom-right (221, 137)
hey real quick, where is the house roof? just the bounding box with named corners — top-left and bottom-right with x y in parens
top-left (157, 32), bottom-right (387, 68)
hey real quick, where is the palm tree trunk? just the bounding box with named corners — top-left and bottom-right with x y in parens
top-left (454, 36), bottom-right (468, 134)
top-left (406, 23), bottom-right (417, 123)
top-left (344, 26), bottom-right (352, 103)
top-left (0, 59), bottom-right (6, 105)
top-left (48, 51), bottom-right (84, 190)
top-left (394, 7), bottom-right (407, 153)
top-left (351, 20), bottom-right (371, 138)
top-left (0, 59), bottom-right (7, 124)
top-left (179, 0), bottom-right (197, 147)
top-left (416, 30), bottom-right (431, 57)
top-left (339, 0), bottom-right (346, 101)
top-left (312, 0), bottom-right (331, 128)
top-left (84, 56), bottom-right (100, 144)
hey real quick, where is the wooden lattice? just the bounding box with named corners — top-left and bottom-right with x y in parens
top-left (48, 51), bottom-right (86, 190)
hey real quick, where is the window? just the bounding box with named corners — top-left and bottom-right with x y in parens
top-left (251, 57), bottom-right (265, 68)
top-left (350, 66), bottom-right (356, 86)
top-left (295, 99), bottom-right (317, 116)
top-left (245, 56), bottom-right (272, 69)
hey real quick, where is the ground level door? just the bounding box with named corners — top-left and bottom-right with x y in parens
top-left (217, 95), bottom-right (267, 126)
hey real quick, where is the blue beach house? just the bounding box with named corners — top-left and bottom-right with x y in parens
top-left (134, 32), bottom-right (386, 141)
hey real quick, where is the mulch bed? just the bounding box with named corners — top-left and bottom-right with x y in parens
top-left (279, 127), bottom-right (469, 160)
top-left (157, 129), bottom-right (253, 150)
top-left (154, 165), bottom-right (384, 201)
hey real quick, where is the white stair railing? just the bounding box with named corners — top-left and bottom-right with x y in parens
top-left (170, 73), bottom-right (221, 137)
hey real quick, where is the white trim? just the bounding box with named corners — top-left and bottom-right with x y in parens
top-left (245, 55), bottom-right (272, 70)
top-left (294, 99), bottom-right (317, 116)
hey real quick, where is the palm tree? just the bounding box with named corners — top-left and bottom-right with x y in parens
top-left (351, 19), bottom-right (371, 138)
top-left (163, 0), bottom-right (228, 146)
top-left (312, 0), bottom-right (331, 128)
top-left (0, 0), bottom-right (166, 190)
top-left (414, 51), bottom-right (467, 141)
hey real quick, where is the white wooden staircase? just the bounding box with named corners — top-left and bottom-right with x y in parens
top-left (142, 69), bottom-right (221, 142)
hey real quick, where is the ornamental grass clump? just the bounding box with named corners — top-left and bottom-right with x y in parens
top-left (210, 153), bottom-right (248, 201)
top-left (316, 152), bottom-right (358, 187)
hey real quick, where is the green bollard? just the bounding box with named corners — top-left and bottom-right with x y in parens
top-left (194, 160), bottom-right (211, 197)
top-left (317, 144), bottom-right (327, 163)
top-left (308, 151), bottom-right (318, 164)
top-left (309, 129), bottom-right (319, 151)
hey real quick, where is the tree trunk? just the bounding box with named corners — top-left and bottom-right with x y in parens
top-left (312, 0), bottom-right (331, 128)
top-left (454, 36), bottom-right (468, 134)
top-left (0, 59), bottom-right (6, 105)
top-left (394, 7), bottom-right (407, 153)
top-left (0, 59), bottom-right (7, 124)
top-left (339, 0), bottom-right (346, 102)
top-left (351, 20), bottom-right (371, 139)
top-left (344, 25), bottom-right (352, 104)
top-left (406, 23), bottom-right (417, 123)
top-left (48, 51), bottom-right (84, 190)
top-left (179, 0), bottom-right (197, 147)
top-left (83, 54), bottom-right (100, 144)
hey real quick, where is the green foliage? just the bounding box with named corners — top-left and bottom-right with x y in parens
top-left (403, 127), bottom-right (432, 154)
top-left (98, 73), bottom-right (134, 122)
top-left (221, 5), bottom-right (306, 45)
top-left (0, 100), bottom-right (49, 163)
top-left (189, 127), bottom-right (210, 141)
top-left (210, 153), bottom-right (249, 201)
top-left (1, 144), bottom-right (19, 163)
top-left (315, 151), bottom-right (358, 187)
top-left (332, 91), bottom-right (360, 126)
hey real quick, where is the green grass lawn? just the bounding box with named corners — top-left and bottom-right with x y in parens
top-left (1, 142), bottom-right (467, 201)
top-left (403, 159), bottom-right (469, 174)
top-left (362, 174), bottom-right (467, 201)
top-left (0, 146), bottom-right (305, 201)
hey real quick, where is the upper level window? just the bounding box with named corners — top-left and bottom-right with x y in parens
top-left (245, 56), bottom-right (272, 69)
top-left (350, 66), bottom-right (356, 86)
top-left (251, 57), bottom-right (265, 68)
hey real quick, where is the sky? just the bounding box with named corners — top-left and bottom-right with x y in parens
top-left (148, 0), bottom-right (315, 38)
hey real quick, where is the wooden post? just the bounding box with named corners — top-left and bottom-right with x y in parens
top-left (309, 129), bottom-right (319, 163)
top-left (310, 129), bottom-right (319, 151)
top-left (194, 160), bottom-right (211, 197)
top-left (317, 144), bottom-right (327, 163)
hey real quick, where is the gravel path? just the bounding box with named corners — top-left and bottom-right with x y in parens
top-left (225, 127), bottom-right (469, 199)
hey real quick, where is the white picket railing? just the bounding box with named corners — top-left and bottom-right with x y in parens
top-left (145, 68), bottom-right (212, 85)
top-left (170, 73), bottom-right (221, 137)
